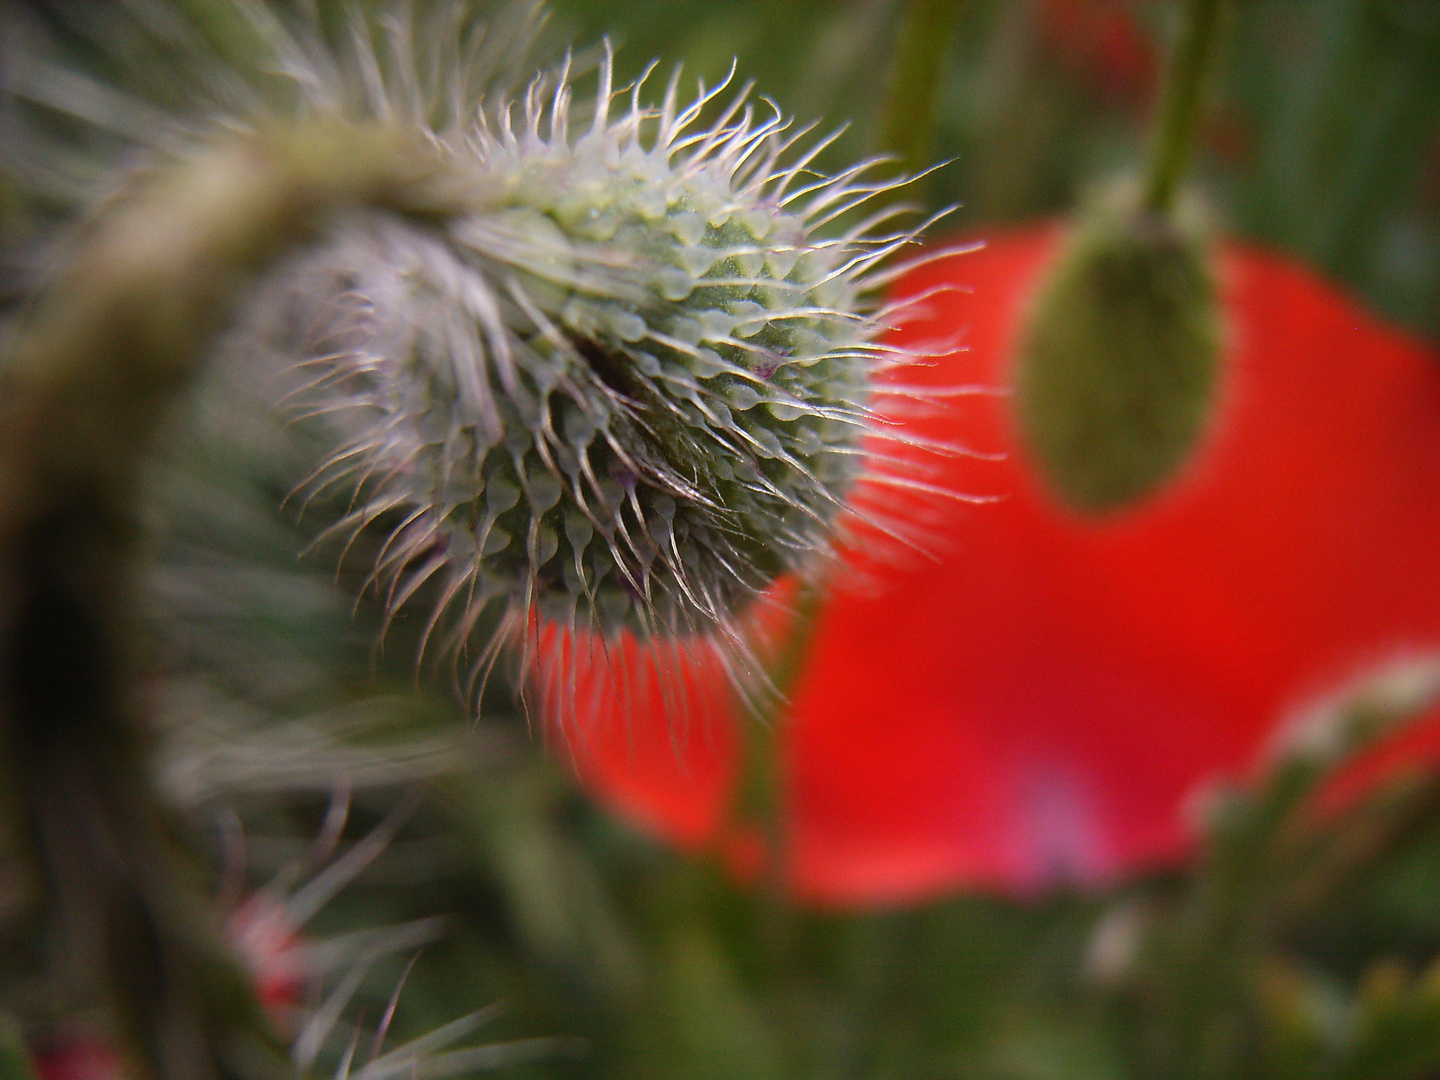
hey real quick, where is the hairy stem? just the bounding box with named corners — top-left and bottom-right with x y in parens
top-left (0, 121), bottom-right (483, 1080)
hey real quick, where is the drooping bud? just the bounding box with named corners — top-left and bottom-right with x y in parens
top-left (244, 49), bottom-right (917, 678)
top-left (5, 1), bottom-right (925, 710)
top-left (1014, 183), bottom-right (1220, 513)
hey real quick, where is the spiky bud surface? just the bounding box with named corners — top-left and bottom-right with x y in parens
top-left (247, 49), bottom-right (917, 661)
top-left (5, 1), bottom-right (929, 703)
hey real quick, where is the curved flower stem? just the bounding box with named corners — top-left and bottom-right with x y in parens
top-left (1142, 0), bottom-right (1229, 215)
top-left (0, 122), bottom-right (485, 1080)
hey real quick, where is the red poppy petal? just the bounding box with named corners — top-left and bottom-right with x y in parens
top-left (784, 225), bottom-right (1440, 903)
top-left (34, 1042), bottom-right (121, 1080)
top-left (551, 223), bottom-right (1440, 906)
top-left (1039, 0), bottom-right (1157, 105)
top-left (538, 622), bottom-right (741, 850)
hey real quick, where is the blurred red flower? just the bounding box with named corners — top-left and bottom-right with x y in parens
top-left (229, 893), bottom-right (307, 1023)
top-left (31, 895), bottom-right (309, 1080)
top-left (550, 223), bottom-right (1440, 906)
top-left (34, 1042), bottom-right (120, 1080)
top-left (1038, 0), bottom-right (1156, 106)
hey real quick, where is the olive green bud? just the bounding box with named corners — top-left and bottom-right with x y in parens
top-left (1015, 183), bottom-right (1221, 513)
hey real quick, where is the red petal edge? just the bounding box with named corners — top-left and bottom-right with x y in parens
top-left (546, 223), bottom-right (1440, 906)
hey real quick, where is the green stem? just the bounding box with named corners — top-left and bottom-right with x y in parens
top-left (0, 122), bottom-right (480, 1080)
top-left (1142, 0), bottom-right (1228, 215)
top-left (729, 579), bottom-right (827, 1066)
top-left (734, 579), bottom-right (827, 894)
top-left (874, 0), bottom-right (964, 197)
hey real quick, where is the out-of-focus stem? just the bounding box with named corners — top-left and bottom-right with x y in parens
top-left (1142, 0), bottom-right (1228, 214)
top-left (735, 580), bottom-right (826, 885)
top-left (874, 0), bottom-right (963, 203)
top-left (0, 122), bottom-right (481, 1080)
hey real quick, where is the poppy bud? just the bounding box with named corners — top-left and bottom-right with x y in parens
top-left (263, 54), bottom-right (903, 656)
top-left (1015, 185), bottom-right (1220, 512)
top-left (5, 2), bottom-right (922, 699)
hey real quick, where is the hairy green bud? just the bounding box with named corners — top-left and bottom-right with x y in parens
top-left (6, 2), bottom-right (933, 705)
top-left (243, 49), bottom-right (924, 681)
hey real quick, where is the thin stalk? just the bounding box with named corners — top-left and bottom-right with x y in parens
top-left (874, 0), bottom-right (964, 201)
top-left (0, 122), bottom-right (470, 1080)
top-left (1142, 0), bottom-right (1228, 214)
top-left (734, 578), bottom-right (827, 901)
top-left (730, 577), bottom-right (827, 1074)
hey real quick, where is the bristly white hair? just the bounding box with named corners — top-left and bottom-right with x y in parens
top-left (221, 786), bottom-right (585, 1077)
top-left (3, 1), bottom-right (979, 727)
